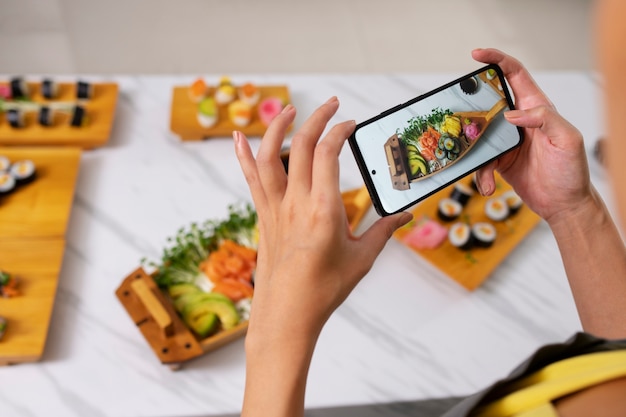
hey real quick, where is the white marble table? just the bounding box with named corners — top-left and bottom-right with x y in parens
top-left (0, 72), bottom-right (611, 417)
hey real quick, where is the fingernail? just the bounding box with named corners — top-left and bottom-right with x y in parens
top-left (504, 110), bottom-right (522, 119)
top-left (325, 96), bottom-right (339, 105)
top-left (281, 103), bottom-right (293, 114)
top-left (232, 130), bottom-right (241, 145)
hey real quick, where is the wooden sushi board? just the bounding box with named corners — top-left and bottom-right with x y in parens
top-left (170, 84), bottom-right (292, 140)
top-left (116, 267), bottom-right (249, 368)
top-left (0, 239), bottom-right (66, 365)
top-left (394, 173), bottom-right (541, 290)
top-left (0, 147), bottom-right (81, 239)
top-left (0, 82), bottom-right (119, 149)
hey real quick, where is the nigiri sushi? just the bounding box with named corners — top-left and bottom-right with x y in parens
top-left (215, 76), bottom-right (236, 105)
top-left (197, 97), bottom-right (218, 128)
top-left (189, 78), bottom-right (207, 102)
top-left (239, 83), bottom-right (260, 106)
top-left (258, 97), bottom-right (284, 127)
top-left (228, 100), bottom-right (252, 127)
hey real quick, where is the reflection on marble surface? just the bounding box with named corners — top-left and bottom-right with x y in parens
top-left (0, 72), bottom-right (607, 417)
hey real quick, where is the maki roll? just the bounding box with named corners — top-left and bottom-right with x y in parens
top-left (6, 108), bottom-right (25, 128)
top-left (10, 76), bottom-right (29, 98)
top-left (460, 76), bottom-right (478, 95)
top-left (449, 222), bottom-right (473, 250)
top-left (9, 160), bottom-right (36, 185)
top-left (197, 97), bottom-right (218, 128)
top-left (76, 80), bottom-right (93, 100)
top-left (437, 198), bottom-right (463, 222)
top-left (471, 222), bottom-right (497, 248)
top-left (41, 78), bottom-right (58, 99)
top-left (0, 156), bottom-right (10, 173)
top-left (502, 190), bottom-right (523, 215)
top-left (38, 106), bottom-right (56, 127)
top-left (0, 172), bottom-right (16, 196)
top-left (70, 105), bottom-right (87, 127)
top-left (450, 182), bottom-right (474, 206)
top-left (485, 196), bottom-right (510, 222)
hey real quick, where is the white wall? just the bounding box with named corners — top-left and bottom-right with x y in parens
top-left (0, 0), bottom-right (594, 74)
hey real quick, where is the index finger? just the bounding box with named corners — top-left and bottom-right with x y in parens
top-left (471, 48), bottom-right (553, 109)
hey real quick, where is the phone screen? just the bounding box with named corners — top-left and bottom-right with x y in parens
top-left (349, 65), bottom-right (522, 216)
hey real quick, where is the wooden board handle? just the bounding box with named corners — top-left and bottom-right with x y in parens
top-left (130, 280), bottom-right (173, 338)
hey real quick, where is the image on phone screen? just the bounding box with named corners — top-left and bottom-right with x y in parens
top-left (350, 65), bottom-right (522, 216)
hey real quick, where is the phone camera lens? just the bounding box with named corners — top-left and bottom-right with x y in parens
top-left (371, 170), bottom-right (376, 175)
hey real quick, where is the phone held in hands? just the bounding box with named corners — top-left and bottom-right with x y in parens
top-left (348, 64), bottom-right (522, 216)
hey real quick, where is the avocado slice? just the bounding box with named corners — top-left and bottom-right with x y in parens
top-left (167, 283), bottom-right (201, 300)
top-left (182, 292), bottom-right (240, 330)
top-left (188, 311), bottom-right (219, 337)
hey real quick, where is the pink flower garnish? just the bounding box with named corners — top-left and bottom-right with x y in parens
top-left (463, 121), bottom-right (480, 141)
top-left (0, 85), bottom-right (11, 100)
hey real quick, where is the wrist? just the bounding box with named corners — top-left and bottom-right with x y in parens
top-left (547, 186), bottom-right (613, 241)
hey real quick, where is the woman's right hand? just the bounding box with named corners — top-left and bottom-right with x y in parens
top-left (472, 48), bottom-right (595, 227)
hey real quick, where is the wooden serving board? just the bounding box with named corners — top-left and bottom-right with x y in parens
top-left (0, 239), bottom-right (66, 365)
top-left (0, 82), bottom-right (119, 149)
top-left (393, 173), bottom-right (541, 290)
top-left (116, 268), bottom-right (249, 368)
top-left (170, 84), bottom-right (292, 140)
top-left (0, 147), bottom-right (81, 239)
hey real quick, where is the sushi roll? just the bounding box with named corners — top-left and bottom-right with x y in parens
top-left (471, 222), bottom-right (497, 248)
top-left (9, 160), bottom-right (36, 185)
top-left (239, 82), bottom-right (260, 106)
top-left (448, 222), bottom-right (473, 250)
top-left (76, 80), bottom-right (93, 100)
top-left (450, 182), bottom-right (474, 206)
top-left (214, 76), bottom-right (236, 105)
top-left (70, 105), bottom-right (87, 127)
top-left (197, 97), bottom-right (218, 128)
top-left (188, 78), bottom-right (207, 102)
top-left (10, 77), bottom-right (29, 98)
top-left (6, 108), bottom-right (25, 128)
top-left (437, 197), bottom-right (463, 222)
top-left (502, 190), bottom-right (523, 215)
top-left (228, 100), bottom-right (252, 127)
top-left (0, 172), bottom-right (16, 196)
top-left (485, 196), bottom-right (510, 222)
top-left (41, 78), bottom-right (58, 99)
top-left (38, 106), bottom-right (56, 127)
top-left (460, 76), bottom-right (478, 95)
top-left (0, 156), bottom-right (10, 173)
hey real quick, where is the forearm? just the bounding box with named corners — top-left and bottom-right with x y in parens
top-left (548, 186), bottom-right (626, 339)
top-left (242, 309), bottom-right (322, 417)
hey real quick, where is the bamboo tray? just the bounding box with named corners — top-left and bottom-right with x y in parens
top-left (170, 84), bottom-right (292, 140)
top-left (0, 239), bottom-right (66, 365)
top-left (0, 147), bottom-right (81, 239)
top-left (116, 267), bottom-right (249, 368)
top-left (0, 81), bottom-right (118, 149)
top-left (393, 173), bottom-right (541, 290)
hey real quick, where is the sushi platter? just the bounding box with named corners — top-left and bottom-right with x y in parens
top-left (170, 77), bottom-right (292, 141)
top-left (0, 239), bottom-right (66, 365)
top-left (116, 267), bottom-right (249, 368)
top-left (394, 173), bottom-right (541, 290)
top-left (0, 147), bottom-right (81, 239)
top-left (0, 78), bottom-right (119, 149)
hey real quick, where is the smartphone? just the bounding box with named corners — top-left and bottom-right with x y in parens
top-left (348, 64), bottom-right (522, 216)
